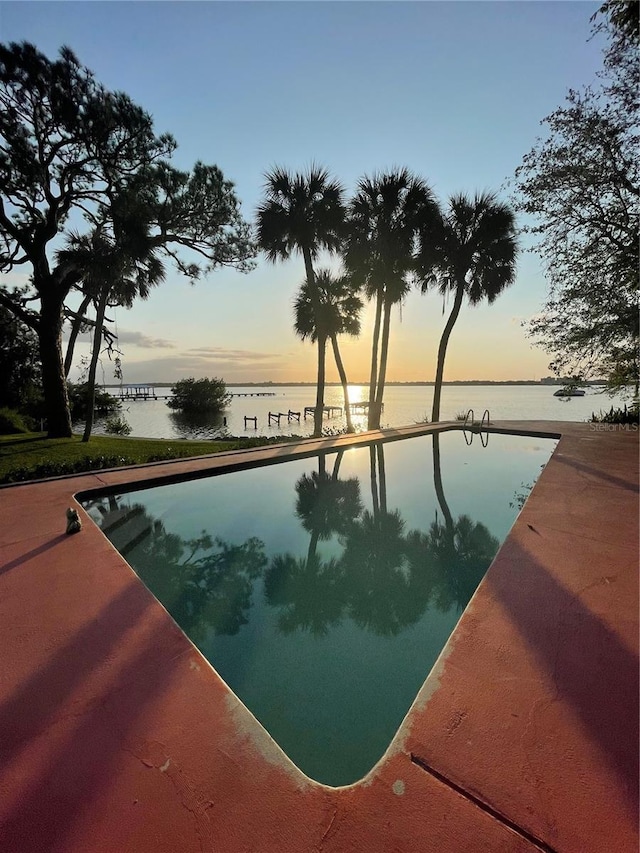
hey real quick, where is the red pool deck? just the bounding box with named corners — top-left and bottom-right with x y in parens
top-left (0, 421), bottom-right (637, 853)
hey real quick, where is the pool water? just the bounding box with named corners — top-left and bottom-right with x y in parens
top-left (82, 430), bottom-right (556, 786)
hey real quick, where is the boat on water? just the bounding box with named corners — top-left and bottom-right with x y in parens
top-left (554, 387), bottom-right (586, 397)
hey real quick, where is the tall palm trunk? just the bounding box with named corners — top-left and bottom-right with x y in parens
top-left (329, 333), bottom-right (354, 432)
top-left (64, 291), bottom-right (93, 377)
top-left (82, 287), bottom-right (110, 442)
top-left (302, 246), bottom-right (325, 437)
top-left (315, 332), bottom-right (327, 439)
top-left (372, 296), bottom-right (393, 430)
top-left (431, 281), bottom-right (465, 423)
top-left (367, 293), bottom-right (383, 429)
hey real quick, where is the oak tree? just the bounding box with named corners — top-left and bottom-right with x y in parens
top-left (514, 3), bottom-right (639, 395)
top-left (0, 43), bottom-right (255, 436)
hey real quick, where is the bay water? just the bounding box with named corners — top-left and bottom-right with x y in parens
top-left (90, 383), bottom-right (629, 440)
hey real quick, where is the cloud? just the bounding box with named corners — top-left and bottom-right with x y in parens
top-left (185, 347), bottom-right (278, 362)
top-left (117, 330), bottom-right (175, 348)
top-left (109, 353), bottom-right (301, 384)
top-left (61, 324), bottom-right (174, 348)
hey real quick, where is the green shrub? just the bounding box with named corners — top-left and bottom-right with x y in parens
top-left (589, 404), bottom-right (639, 424)
top-left (167, 377), bottom-right (232, 414)
top-left (104, 414), bottom-right (132, 435)
top-left (68, 382), bottom-right (121, 420)
top-left (0, 407), bottom-right (34, 434)
top-left (3, 454), bottom-right (135, 483)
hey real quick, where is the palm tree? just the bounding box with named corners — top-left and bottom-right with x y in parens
top-left (256, 166), bottom-right (345, 437)
top-left (58, 205), bottom-right (165, 441)
top-left (416, 192), bottom-right (517, 423)
top-left (344, 169), bottom-right (439, 429)
top-left (64, 291), bottom-right (94, 378)
top-left (293, 269), bottom-right (363, 432)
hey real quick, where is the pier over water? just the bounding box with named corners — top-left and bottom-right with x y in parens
top-left (109, 385), bottom-right (276, 401)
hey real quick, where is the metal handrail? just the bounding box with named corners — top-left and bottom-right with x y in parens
top-left (462, 408), bottom-right (475, 445)
top-left (480, 409), bottom-right (491, 447)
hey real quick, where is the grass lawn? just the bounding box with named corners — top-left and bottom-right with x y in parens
top-left (0, 432), bottom-right (280, 485)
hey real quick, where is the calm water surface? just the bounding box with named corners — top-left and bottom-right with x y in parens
top-left (83, 430), bottom-right (556, 785)
top-left (89, 383), bottom-right (628, 440)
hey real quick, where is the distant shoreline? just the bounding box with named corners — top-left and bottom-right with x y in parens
top-left (102, 379), bottom-right (608, 389)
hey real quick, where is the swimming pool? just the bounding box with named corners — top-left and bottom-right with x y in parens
top-left (81, 429), bottom-right (556, 786)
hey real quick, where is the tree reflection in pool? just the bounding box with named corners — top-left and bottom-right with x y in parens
top-left (83, 430), bottom-right (554, 786)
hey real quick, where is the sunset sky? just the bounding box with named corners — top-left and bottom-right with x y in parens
top-left (1, 1), bottom-right (605, 384)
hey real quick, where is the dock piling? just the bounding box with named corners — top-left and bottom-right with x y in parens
top-left (303, 405), bottom-right (343, 419)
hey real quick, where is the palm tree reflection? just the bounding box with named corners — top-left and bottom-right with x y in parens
top-left (294, 450), bottom-right (362, 559)
top-left (266, 438), bottom-right (500, 636)
top-left (341, 508), bottom-right (430, 635)
top-left (264, 553), bottom-right (345, 636)
top-left (428, 432), bottom-right (499, 611)
top-left (264, 451), bottom-right (362, 635)
top-left (410, 515), bottom-right (499, 613)
top-left (87, 435), bottom-right (502, 645)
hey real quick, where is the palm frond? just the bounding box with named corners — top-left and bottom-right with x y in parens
top-left (256, 165), bottom-right (346, 263)
top-left (345, 168), bottom-right (438, 305)
top-left (417, 191), bottom-right (517, 303)
top-left (293, 268), bottom-right (363, 343)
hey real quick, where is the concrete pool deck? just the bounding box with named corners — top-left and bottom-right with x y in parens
top-left (0, 421), bottom-right (637, 852)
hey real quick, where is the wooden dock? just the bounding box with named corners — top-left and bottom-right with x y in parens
top-left (110, 386), bottom-right (276, 402)
top-left (348, 401), bottom-right (384, 412)
top-left (303, 405), bottom-right (343, 419)
top-left (268, 411), bottom-right (301, 425)
top-left (113, 385), bottom-right (160, 401)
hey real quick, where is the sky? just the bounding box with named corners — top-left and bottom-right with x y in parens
top-left (0, 1), bottom-right (606, 384)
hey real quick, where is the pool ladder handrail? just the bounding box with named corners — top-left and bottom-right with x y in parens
top-left (480, 409), bottom-right (491, 447)
top-left (462, 408), bottom-right (491, 446)
top-left (462, 409), bottom-right (475, 445)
